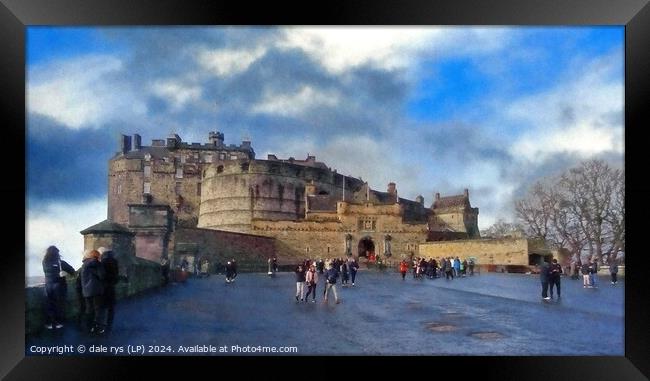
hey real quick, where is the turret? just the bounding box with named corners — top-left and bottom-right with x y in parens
top-left (209, 131), bottom-right (224, 146)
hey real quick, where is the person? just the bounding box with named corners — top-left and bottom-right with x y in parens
top-left (323, 262), bottom-right (340, 304)
top-left (589, 258), bottom-right (599, 288)
top-left (340, 261), bottom-right (349, 286)
top-left (549, 258), bottom-right (563, 299)
top-left (99, 247), bottom-right (119, 332)
top-left (399, 259), bottom-right (409, 280)
top-left (74, 266), bottom-right (85, 326)
top-left (200, 259), bottom-right (210, 277)
top-left (225, 261), bottom-right (236, 283)
top-left (539, 258), bottom-right (551, 300)
top-left (468, 258), bottom-right (475, 276)
top-left (316, 259), bottom-right (324, 274)
top-left (305, 264), bottom-right (319, 302)
top-left (348, 258), bottom-right (359, 286)
top-left (81, 249), bottom-right (107, 334)
top-left (294, 265), bottom-right (306, 302)
top-left (580, 260), bottom-right (591, 288)
top-left (268, 257), bottom-right (274, 275)
top-left (180, 257), bottom-right (189, 272)
top-left (42, 246), bottom-right (76, 329)
top-left (160, 257), bottom-right (170, 285)
top-left (610, 260), bottom-right (619, 285)
top-left (272, 257), bottom-right (279, 273)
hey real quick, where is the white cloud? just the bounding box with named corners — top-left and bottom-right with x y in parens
top-left (252, 85), bottom-right (340, 116)
top-left (150, 79), bottom-right (202, 112)
top-left (197, 46), bottom-right (267, 77)
top-left (279, 27), bottom-right (511, 74)
top-left (26, 198), bottom-right (107, 278)
top-left (27, 55), bottom-right (148, 129)
top-left (507, 52), bottom-right (623, 162)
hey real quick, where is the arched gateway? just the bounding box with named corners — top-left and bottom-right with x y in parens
top-left (358, 237), bottom-right (375, 259)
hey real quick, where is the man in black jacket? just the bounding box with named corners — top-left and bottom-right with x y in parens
top-left (99, 247), bottom-right (119, 332)
top-left (81, 249), bottom-right (106, 334)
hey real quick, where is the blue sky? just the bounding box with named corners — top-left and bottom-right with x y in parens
top-left (25, 26), bottom-right (624, 276)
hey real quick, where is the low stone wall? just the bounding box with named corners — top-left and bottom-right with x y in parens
top-left (172, 227), bottom-right (276, 270)
top-left (419, 238), bottom-right (531, 266)
top-left (25, 257), bottom-right (163, 336)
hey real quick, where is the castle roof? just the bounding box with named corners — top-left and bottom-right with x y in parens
top-left (80, 220), bottom-right (134, 235)
top-left (433, 195), bottom-right (469, 210)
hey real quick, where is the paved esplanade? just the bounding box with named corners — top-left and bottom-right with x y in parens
top-left (27, 271), bottom-right (624, 355)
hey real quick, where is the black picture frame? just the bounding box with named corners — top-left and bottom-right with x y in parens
top-left (2, 0), bottom-right (648, 379)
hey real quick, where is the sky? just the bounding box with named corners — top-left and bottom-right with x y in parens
top-left (25, 26), bottom-right (624, 277)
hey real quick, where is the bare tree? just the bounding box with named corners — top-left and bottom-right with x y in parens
top-left (516, 159), bottom-right (625, 264)
top-left (514, 181), bottom-right (554, 241)
top-left (480, 219), bottom-right (525, 239)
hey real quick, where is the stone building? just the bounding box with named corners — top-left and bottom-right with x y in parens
top-left (87, 131), bottom-right (481, 268)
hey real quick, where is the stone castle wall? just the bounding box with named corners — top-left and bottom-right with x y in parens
top-left (418, 238), bottom-right (531, 265)
top-left (172, 227), bottom-right (276, 271)
top-left (198, 160), bottom-right (364, 233)
top-left (251, 217), bottom-right (427, 262)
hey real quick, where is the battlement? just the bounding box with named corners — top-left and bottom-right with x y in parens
top-left (118, 132), bottom-right (255, 155)
top-left (266, 154), bottom-right (327, 169)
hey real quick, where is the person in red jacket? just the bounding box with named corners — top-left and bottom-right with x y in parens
top-left (399, 260), bottom-right (409, 280)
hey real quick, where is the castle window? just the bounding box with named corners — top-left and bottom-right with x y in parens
top-left (240, 162), bottom-right (249, 172)
top-left (180, 154), bottom-right (186, 164)
top-left (204, 154), bottom-right (212, 163)
top-left (117, 184), bottom-right (122, 195)
top-left (230, 154), bottom-right (237, 160)
top-left (175, 182), bottom-right (182, 195)
top-left (217, 165), bottom-right (224, 174)
top-left (175, 168), bottom-right (183, 178)
top-left (143, 182), bottom-right (151, 194)
top-left (219, 153), bottom-right (226, 160)
top-left (197, 182), bottom-right (201, 196)
top-left (144, 166), bottom-right (151, 177)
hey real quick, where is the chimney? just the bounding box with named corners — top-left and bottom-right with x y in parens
top-left (120, 135), bottom-right (132, 154)
top-left (387, 182), bottom-right (396, 195)
top-left (132, 134), bottom-right (141, 150)
top-left (435, 192), bottom-right (440, 201)
top-left (464, 188), bottom-right (469, 198)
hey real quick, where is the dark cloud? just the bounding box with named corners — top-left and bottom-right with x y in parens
top-left (421, 122), bottom-right (513, 168)
top-left (27, 115), bottom-right (116, 202)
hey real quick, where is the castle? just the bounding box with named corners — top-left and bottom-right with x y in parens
top-left (82, 131), bottom-right (482, 271)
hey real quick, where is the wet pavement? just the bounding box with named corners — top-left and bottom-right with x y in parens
top-left (26, 271), bottom-right (624, 356)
